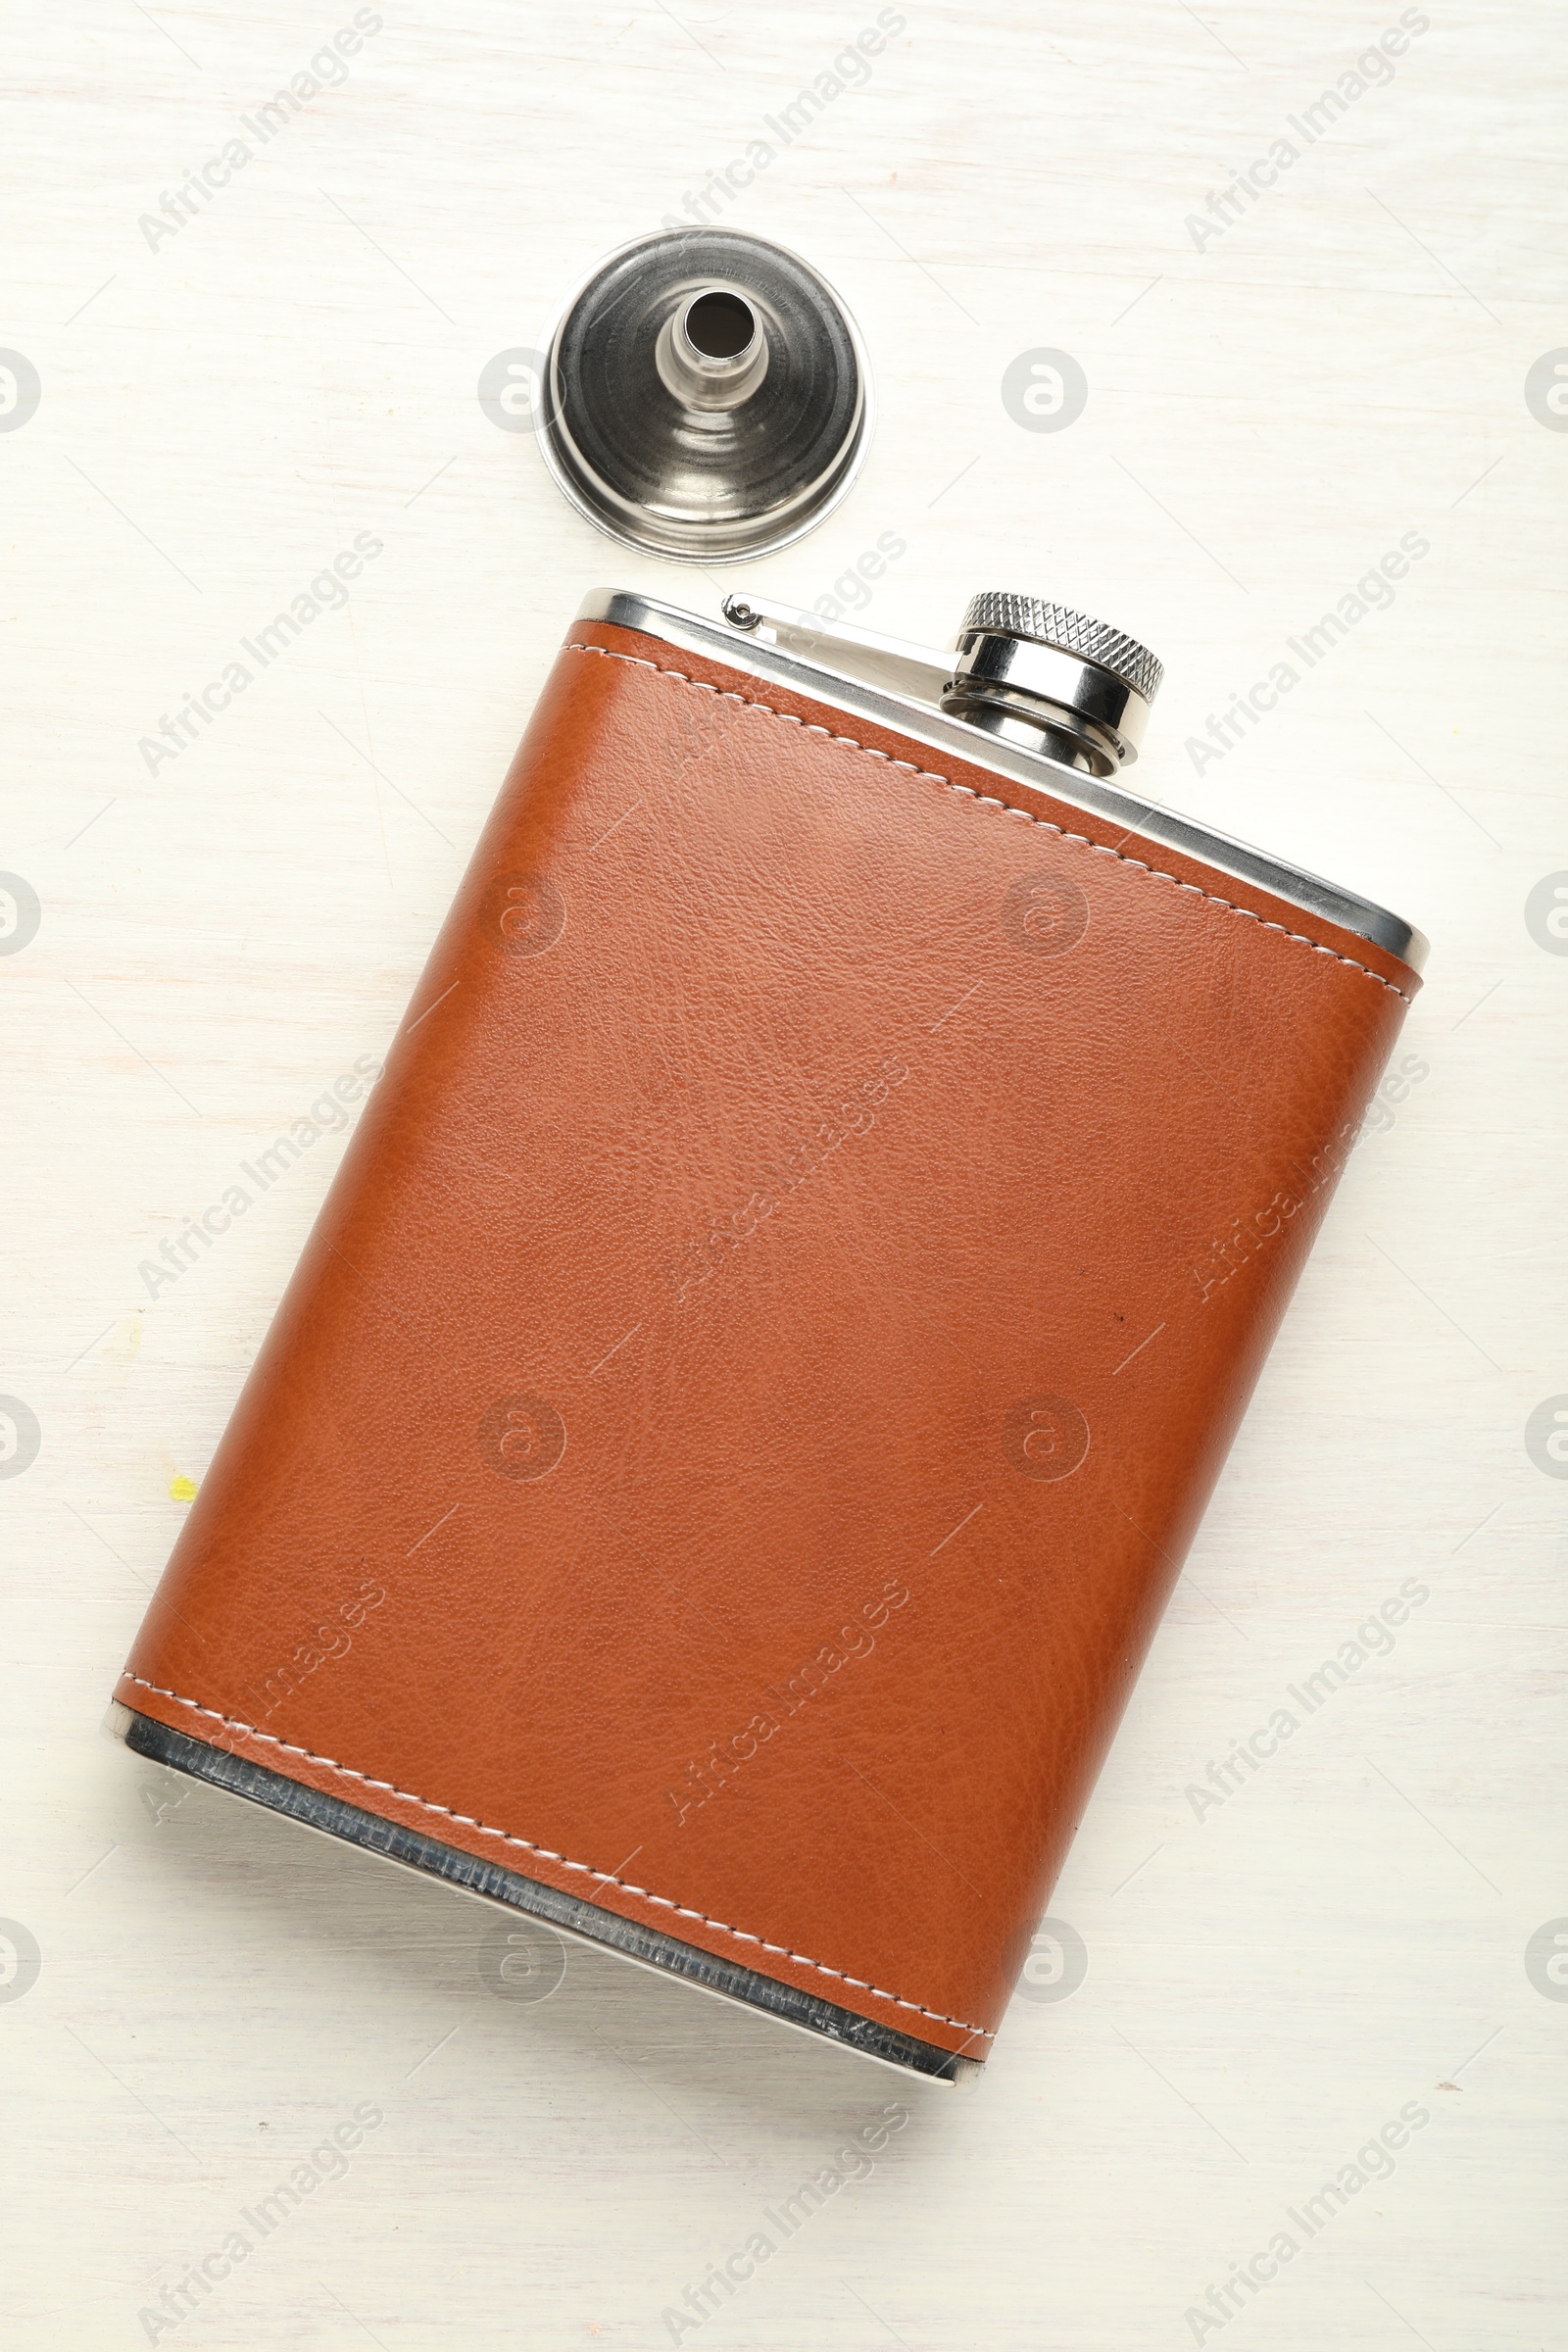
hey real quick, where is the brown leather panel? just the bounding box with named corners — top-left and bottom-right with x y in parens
top-left (120, 621), bottom-right (1415, 2058)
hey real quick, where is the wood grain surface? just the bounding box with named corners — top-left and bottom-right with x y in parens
top-left (2, 2), bottom-right (1563, 2346)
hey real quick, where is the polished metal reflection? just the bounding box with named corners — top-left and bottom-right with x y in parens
top-left (655, 288), bottom-right (769, 410)
top-left (941, 593), bottom-right (1165, 775)
top-left (538, 228), bottom-right (872, 562)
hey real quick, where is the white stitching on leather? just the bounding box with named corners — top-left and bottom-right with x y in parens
top-left (118, 1673), bottom-right (994, 2045)
top-left (564, 641), bottom-right (1413, 1004)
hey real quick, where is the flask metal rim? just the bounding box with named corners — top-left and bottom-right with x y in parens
top-left (574, 585), bottom-right (1428, 973)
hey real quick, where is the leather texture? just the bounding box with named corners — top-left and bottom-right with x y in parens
top-left (118, 615), bottom-right (1419, 2064)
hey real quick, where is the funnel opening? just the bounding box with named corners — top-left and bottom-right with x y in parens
top-left (683, 289), bottom-right (758, 361)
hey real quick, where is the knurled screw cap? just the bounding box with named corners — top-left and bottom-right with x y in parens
top-left (957, 593), bottom-right (1164, 706)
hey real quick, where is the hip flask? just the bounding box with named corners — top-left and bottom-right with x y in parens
top-left (112, 578), bottom-right (1425, 2082)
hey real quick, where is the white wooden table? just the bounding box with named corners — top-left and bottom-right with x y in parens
top-left (4, 3), bottom-right (1564, 2345)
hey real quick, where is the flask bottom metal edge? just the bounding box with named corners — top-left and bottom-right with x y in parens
top-left (109, 1703), bottom-right (981, 2086)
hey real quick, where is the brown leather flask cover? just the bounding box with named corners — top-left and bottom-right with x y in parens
top-left (117, 612), bottom-right (1419, 2077)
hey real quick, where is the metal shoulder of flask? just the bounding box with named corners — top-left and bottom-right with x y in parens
top-left (572, 586), bottom-right (1428, 972)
